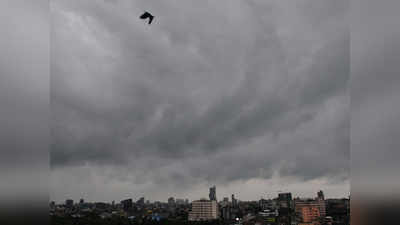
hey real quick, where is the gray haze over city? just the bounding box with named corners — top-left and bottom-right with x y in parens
top-left (50, 0), bottom-right (349, 203)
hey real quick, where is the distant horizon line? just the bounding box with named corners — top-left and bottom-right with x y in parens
top-left (51, 195), bottom-right (350, 204)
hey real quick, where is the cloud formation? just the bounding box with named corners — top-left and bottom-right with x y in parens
top-left (51, 0), bottom-right (349, 202)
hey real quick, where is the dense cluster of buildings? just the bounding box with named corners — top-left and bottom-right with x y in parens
top-left (50, 187), bottom-right (349, 225)
top-left (186, 186), bottom-right (348, 225)
top-left (50, 196), bottom-right (191, 223)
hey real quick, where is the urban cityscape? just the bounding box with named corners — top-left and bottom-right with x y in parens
top-left (50, 187), bottom-right (349, 225)
top-left (50, 1), bottom-right (350, 225)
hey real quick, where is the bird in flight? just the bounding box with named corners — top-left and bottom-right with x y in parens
top-left (140, 11), bottom-right (154, 25)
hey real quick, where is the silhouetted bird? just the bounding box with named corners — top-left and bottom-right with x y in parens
top-left (140, 11), bottom-right (154, 24)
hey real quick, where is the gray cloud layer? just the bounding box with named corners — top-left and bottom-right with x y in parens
top-left (51, 0), bottom-right (349, 201)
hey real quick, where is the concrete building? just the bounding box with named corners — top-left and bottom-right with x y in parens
top-left (295, 200), bottom-right (321, 225)
top-left (278, 192), bottom-right (293, 218)
top-left (209, 185), bottom-right (217, 201)
top-left (278, 192), bottom-right (292, 208)
top-left (136, 197), bottom-right (145, 206)
top-left (316, 191), bottom-right (326, 218)
top-left (49, 201), bottom-right (56, 210)
top-left (188, 199), bottom-right (219, 221)
top-left (168, 197), bottom-right (175, 207)
top-left (220, 204), bottom-right (232, 220)
top-left (231, 194), bottom-right (237, 208)
top-left (121, 199), bottom-right (133, 211)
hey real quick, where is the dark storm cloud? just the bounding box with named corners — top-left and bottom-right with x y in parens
top-left (51, 0), bottom-right (349, 201)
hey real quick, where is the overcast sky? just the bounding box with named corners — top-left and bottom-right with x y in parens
top-left (50, 0), bottom-right (349, 203)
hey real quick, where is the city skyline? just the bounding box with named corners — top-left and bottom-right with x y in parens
top-left (52, 188), bottom-right (348, 205)
top-left (51, 184), bottom-right (349, 205)
top-left (51, 0), bottom-right (349, 203)
top-left (50, 188), bottom-right (350, 224)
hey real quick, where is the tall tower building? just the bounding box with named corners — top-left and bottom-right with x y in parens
top-left (136, 197), bottom-right (145, 206)
top-left (121, 199), bottom-right (133, 211)
top-left (209, 185), bottom-right (217, 201)
top-left (168, 197), bottom-right (175, 207)
top-left (316, 190), bottom-right (326, 218)
top-left (317, 190), bottom-right (325, 200)
top-left (231, 194), bottom-right (238, 208)
top-left (278, 192), bottom-right (293, 209)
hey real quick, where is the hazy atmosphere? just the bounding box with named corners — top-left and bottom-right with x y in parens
top-left (50, 0), bottom-right (349, 203)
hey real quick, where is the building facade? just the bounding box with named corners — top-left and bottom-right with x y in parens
top-left (231, 194), bottom-right (237, 208)
top-left (316, 190), bottom-right (326, 218)
top-left (209, 185), bottom-right (217, 201)
top-left (188, 199), bottom-right (219, 221)
top-left (121, 199), bottom-right (133, 211)
top-left (168, 197), bottom-right (175, 207)
top-left (295, 200), bottom-right (321, 225)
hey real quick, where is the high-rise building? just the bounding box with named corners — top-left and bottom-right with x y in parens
top-left (326, 199), bottom-right (349, 225)
top-left (188, 199), bottom-right (219, 221)
top-left (49, 201), bottom-right (56, 209)
top-left (277, 193), bottom-right (293, 225)
top-left (209, 185), bottom-right (217, 201)
top-left (317, 190), bottom-right (324, 200)
top-left (136, 197), bottom-right (145, 206)
top-left (295, 200), bottom-right (321, 225)
top-left (316, 191), bottom-right (326, 218)
top-left (168, 197), bottom-right (175, 207)
top-left (121, 199), bottom-right (133, 211)
top-left (231, 194), bottom-right (237, 208)
top-left (278, 192), bottom-right (293, 219)
top-left (220, 204), bottom-right (232, 220)
top-left (220, 197), bottom-right (229, 208)
top-left (278, 192), bottom-right (292, 209)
